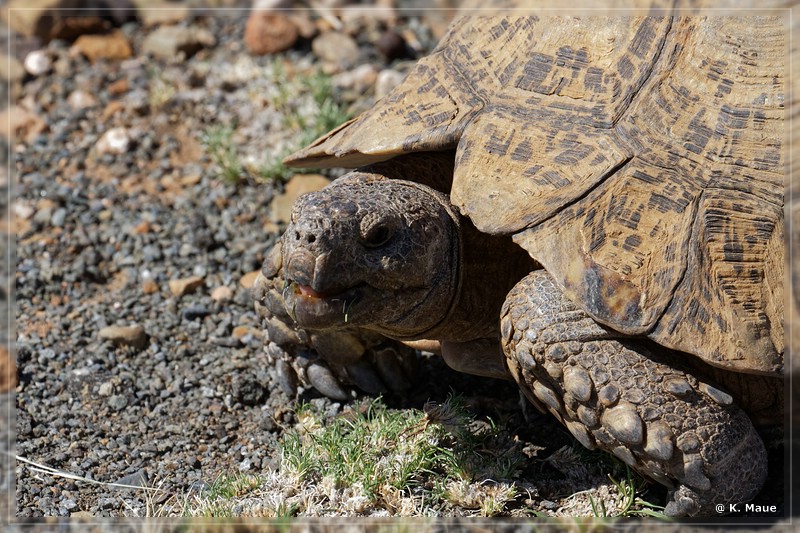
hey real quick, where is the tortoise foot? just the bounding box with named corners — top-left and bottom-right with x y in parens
top-left (501, 270), bottom-right (768, 517)
top-left (254, 251), bottom-right (417, 400)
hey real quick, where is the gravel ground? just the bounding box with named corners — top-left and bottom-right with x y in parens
top-left (5, 2), bottom-right (787, 525)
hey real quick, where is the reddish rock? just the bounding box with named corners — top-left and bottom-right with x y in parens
top-left (142, 279), bottom-right (159, 295)
top-left (239, 270), bottom-right (261, 289)
top-left (72, 31), bottom-right (133, 62)
top-left (107, 78), bottom-right (129, 95)
top-left (211, 286), bottom-right (234, 302)
top-left (244, 12), bottom-right (299, 56)
top-left (232, 325), bottom-right (262, 340)
top-left (0, 106), bottom-right (46, 144)
top-left (3, 0), bottom-right (138, 43)
top-left (101, 100), bottom-right (125, 120)
top-left (169, 275), bottom-right (204, 296)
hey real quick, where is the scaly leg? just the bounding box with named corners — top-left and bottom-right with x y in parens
top-left (500, 270), bottom-right (767, 517)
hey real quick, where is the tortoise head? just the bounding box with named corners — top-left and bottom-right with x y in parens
top-left (279, 172), bottom-right (462, 340)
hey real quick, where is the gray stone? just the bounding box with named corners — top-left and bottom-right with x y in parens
top-left (312, 31), bottom-right (359, 69)
top-left (114, 469), bottom-right (149, 488)
top-left (142, 26), bottom-right (216, 60)
top-left (98, 325), bottom-right (148, 349)
top-left (108, 395), bottom-right (128, 411)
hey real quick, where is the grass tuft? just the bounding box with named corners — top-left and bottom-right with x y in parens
top-left (150, 396), bottom-right (669, 518)
top-left (257, 65), bottom-right (351, 183)
top-left (200, 124), bottom-right (243, 183)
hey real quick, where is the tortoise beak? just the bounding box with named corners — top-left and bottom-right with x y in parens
top-left (283, 248), bottom-right (358, 328)
top-left (285, 248), bottom-right (316, 289)
top-left (285, 249), bottom-right (334, 294)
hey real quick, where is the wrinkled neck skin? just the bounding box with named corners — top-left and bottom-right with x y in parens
top-left (431, 218), bottom-right (533, 343)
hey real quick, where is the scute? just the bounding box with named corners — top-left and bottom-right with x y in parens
top-left (284, 12), bottom-right (785, 374)
top-left (514, 16), bottom-right (784, 372)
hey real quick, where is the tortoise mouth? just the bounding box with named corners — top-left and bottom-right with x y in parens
top-left (284, 282), bottom-right (369, 329)
top-left (284, 280), bottom-right (437, 336)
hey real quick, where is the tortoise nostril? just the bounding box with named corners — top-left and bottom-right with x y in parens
top-left (294, 232), bottom-right (300, 240)
top-left (307, 234), bottom-right (316, 244)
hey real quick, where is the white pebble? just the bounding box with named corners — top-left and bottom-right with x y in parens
top-left (95, 127), bottom-right (131, 154)
top-left (24, 50), bottom-right (51, 76)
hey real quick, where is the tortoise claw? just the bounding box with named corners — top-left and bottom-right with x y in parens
top-left (345, 359), bottom-right (388, 396)
top-left (307, 362), bottom-right (351, 401)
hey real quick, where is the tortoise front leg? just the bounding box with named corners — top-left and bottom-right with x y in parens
top-left (500, 270), bottom-right (768, 517)
top-left (253, 242), bottom-right (417, 399)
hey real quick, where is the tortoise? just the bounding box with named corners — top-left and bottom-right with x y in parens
top-left (253, 11), bottom-right (785, 517)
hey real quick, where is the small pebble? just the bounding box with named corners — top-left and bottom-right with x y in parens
top-left (239, 271), bottom-right (260, 289)
top-left (211, 286), bottom-right (234, 302)
top-left (50, 208), bottom-right (67, 227)
top-left (333, 64), bottom-right (378, 94)
top-left (232, 325), bottom-right (261, 340)
top-left (108, 395), bottom-right (128, 411)
top-left (375, 69), bottom-right (406, 99)
top-left (98, 325), bottom-right (148, 349)
top-left (142, 279), bottom-right (159, 294)
top-left (182, 305), bottom-right (210, 321)
top-left (67, 90), bottom-right (98, 111)
top-left (72, 31), bottom-right (133, 62)
top-left (95, 127), bottom-right (132, 155)
top-left (142, 26), bottom-right (216, 59)
top-left (312, 31), bottom-right (359, 69)
top-left (169, 275), bottom-right (204, 296)
top-left (24, 50), bottom-right (51, 76)
top-left (376, 31), bottom-right (410, 61)
top-left (62, 499), bottom-right (77, 511)
top-left (114, 469), bottom-right (148, 488)
top-left (231, 373), bottom-right (266, 406)
top-left (108, 78), bottom-right (129, 95)
top-left (244, 12), bottom-right (299, 55)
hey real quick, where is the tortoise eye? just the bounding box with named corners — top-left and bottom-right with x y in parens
top-left (359, 215), bottom-right (394, 248)
top-left (361, 224), bottom-right (392, 248)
